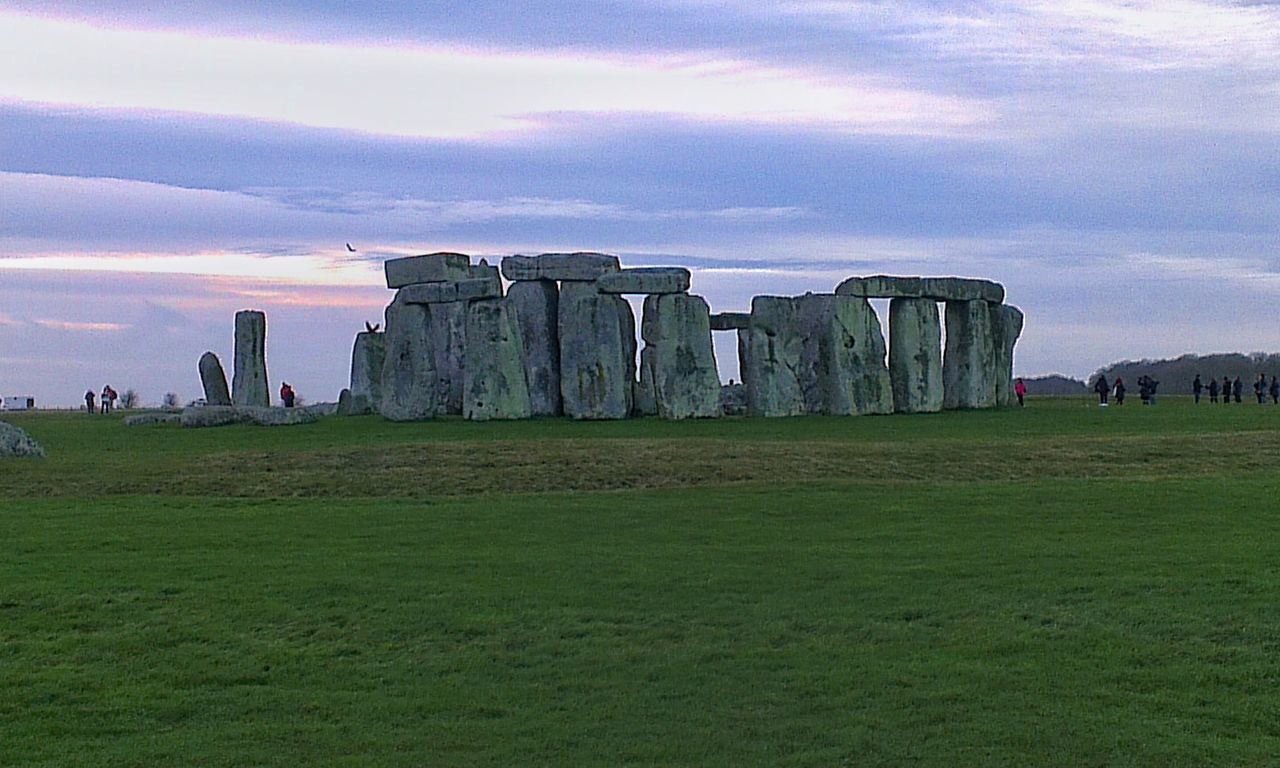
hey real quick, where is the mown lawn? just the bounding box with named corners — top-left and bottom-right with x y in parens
top-left (3, 399), bottom-right (1280, 766)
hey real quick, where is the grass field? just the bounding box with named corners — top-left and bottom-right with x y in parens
top-left (3, 398), bottom-right (1280, 766)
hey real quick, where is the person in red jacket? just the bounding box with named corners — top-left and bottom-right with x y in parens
top-left (279, 382), bottom-right (296, 408)
top-left (1014, 378), bottom-right (1027, 407)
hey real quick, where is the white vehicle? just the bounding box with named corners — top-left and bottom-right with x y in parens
top-left (2, 396), bottom-right (36, 411)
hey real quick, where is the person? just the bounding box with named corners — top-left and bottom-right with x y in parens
top-left (280, 382), bottom-right (296, 408)
top-left (1138, 376), bottom-right (1150, 405)
top-left (1094, 374), bottom-right (1109, 406)
top-left (1233, 376), bottom-right (1243, 404)
top-left (1271, 376), bottom-right (1279, 405)
top-left (1192, 374), bottom-right (1203, 403)
top-left (1256, 374), bottom-right (1267, 404)
top-left (1223, 376), bottom-right (1232, 405)
top-left (1114, 377), bottom-right (1126, 405)
top-left (1148, 377), bottom-right (1159, 405)
top-left (1208, 376), bottom-right (1219, 403)
top-left (1014, 377), bottom-right (1027, 407)
top-left (84, 389), bottom-right (95, 414)
top-left (100, 385), bottom-right (111, 414)
top-left (108, 386), bottom-right (118, 412)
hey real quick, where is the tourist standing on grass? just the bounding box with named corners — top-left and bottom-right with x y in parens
top-left (1094, 375), bottom-right (1109, 406)
top-left (280, 382), bottom-right (296, 408)
top-left (84, 389), bottom-right (95, 414)
top-left (100, 385), bottom-right (111, 414)
top-left (1233, 376), bottom-right (1243, 403)
top-left (1223, 376), bottom-right (1232, 404)
top-left (1270, 376), bottom-right (1279, 405)
top-left (1114, 377), bottom-right (1126, 405)
top-left (1148, 377), bottom-right (1159, 405)
top-left (1193, 374), bottom-right (1203, 403)
top-left (1014, 378), bottom-right (1027, 407)
top-left (1256, 374), bottom-right (1267, 404)
top-left (1208, 376), bottom-right (1219, 403)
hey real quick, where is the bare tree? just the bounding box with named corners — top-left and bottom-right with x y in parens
top-left (162, 392), bottom-right (180, 408)
top-left (120, 389), bottom-right (140, 409)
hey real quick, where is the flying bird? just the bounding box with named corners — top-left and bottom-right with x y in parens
top-left (346, 243), bottom-right (357, 252)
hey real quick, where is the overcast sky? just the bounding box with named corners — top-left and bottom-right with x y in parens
top-left (3, 1), bottom-right (1279, 406)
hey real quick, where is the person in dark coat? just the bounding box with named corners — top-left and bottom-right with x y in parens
top-left (1148, 377), bottom-right (1159, 405)
top-left (1270, 376), bottom-right (1279, 405)
top-left (1114, 377), bottom-right (1126, 405)
top-left (1138, 376), bottom-right (1150, 405)
top-left (1094, 375), bottom-right (1109, 405)
top-left (1255, 374), bottom-right (1267, 404)
top-left (1208, 376), bottom-right (1219, 403)
top-left (1193, 374), bottom-right (1203, 404)
top-left (84, 390), bottom-right (95, 414)
top-left (1233, 376), bottom-right (1243, 403)
top-left (1223, 376), bottom-right (1232, 404)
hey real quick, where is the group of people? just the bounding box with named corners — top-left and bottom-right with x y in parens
top-left (1092, 374), bottom-right (1160, 406)
top-left (83, 385), bottom-right (118, 414)
top-left (1193, 374), bottom-right (1280, 404)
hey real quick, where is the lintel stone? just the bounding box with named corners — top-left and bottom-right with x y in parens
top-left (835, 275), bottom-right (1004, 303)
top-left (398, 275), bottom-right (502, 304)
top-left (596, 267), bottom-right (690, 295)
top-left (709, 312), bottom-right (751, 331)
top-left (501, 252), bottom-right (620, 282)
top-left (384, 252), bottom-right (472, 289)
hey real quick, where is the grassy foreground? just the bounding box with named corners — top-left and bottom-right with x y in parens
top-left (3, 398), bottom-right (1280, 766)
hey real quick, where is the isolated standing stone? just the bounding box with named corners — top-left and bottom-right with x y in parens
top-left (463, 299), bottom-right (532, 421)
top-left (232, 310), bottom-right (269, 408)
top-left (379, 298), bottom-right (437, 421)
top-left (198, 351), bottom-right (232, 406)
top-left (507, 279), bottom-right (562, 416)
top-left (0, 421), bottom-right (44, 458)
top-left (349, 331), bottom-right (386, 409)
top-left (990, 303), bottom-right (1025, 407)
top-left (943, 300), bottom-right (997, 409)
top-left (796, 294), bottom-right (892, 416)
top-left (428, 302), bottom-right (467, 415)
top-left (639, 294), bottom-right (721, 419)
top-left (738, 296), bottom-right (805, 417)
top-left (888, 298), bottom-right (943, 413)
top-left (558, 282), bottom-right (636, 419)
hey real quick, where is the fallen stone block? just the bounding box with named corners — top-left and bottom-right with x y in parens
top-left (597, 267), bottom-right (691, 295)
top-left (0, 421), bottom-right (44, 458)
top-left (122, 412), bottom-right (181, 427)
top-left (384, 252), bottom-right (471, 288)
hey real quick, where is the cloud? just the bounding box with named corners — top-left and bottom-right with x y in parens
top-left (0, 11), bottom-right (987, 140)
top-left (33, 319), bottom-right (130, 332)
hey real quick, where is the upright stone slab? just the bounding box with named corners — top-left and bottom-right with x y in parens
top-left (558, 282), bottom-right (636, 419)
top-left (428, 302), bottom-right (467, 415)
top-left (739, 296), bottom-right (805, 417)
top-left (639, 294), bottom-right (720, 419)
top-left (507, 280), bottom-right (561, 416)
top-left (198, 351), bottom-right (232, 406)
top-left (943, 300), bottom-right (997, 409)
top-left (232, 310), bottom-right (269, 408)
top-left (796, 294), bottom-right (892, 416)
top-left (888, 298), bottom-right (943, 413)
top-left (349, 331), bottom-right (386, 410)
top-left (463, 299), bottom-right (532, 421)
top-left (990, 304), bottom-right (1025, 407)
top-left (379, 298), bottom-right (437, 421)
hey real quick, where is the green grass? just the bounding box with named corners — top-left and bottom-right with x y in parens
top-left (3, 398), bottom-right (1280, 766)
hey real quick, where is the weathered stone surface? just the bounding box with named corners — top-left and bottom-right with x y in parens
top-left (123, 412), bottom-right (181, 427)
top-left (232, 310), bottom-right (269, 408)
top-left (739, 296), bottom-right (805, 417)
top-left (835, 275), bottom-right (1004, 304)
top-left (506, 280), bottom-right (562, 416)
top-left (398, 275), bottom-right (502, 304)
top-left (558, 281), bottom-right (636, 419)
top-left (336, 387), bottom-right (352, 415)
top-left (709, 312), bottom-right (751, 331)
top-left (428, 302), bottom-right (466, 415)
top-left (990, 303), bottom-right (1025, 407)
top-left (0, 421), bottom-right (44, 458)
top-left (501, 252), bottom-right (621, 282)
top-left (384, 252), bottom-right (471, 288)
top-left (943, 300), bottom-right (997, 409)
top-left (888, 298), bottom-right (943, 413)
top-left (180, 405), bottom-right (319, 428)
top-left (301, 402), bottom-right (339, 418)
top-left (719, 383), bottom-right (747, 416)
top-left (349, 331), bottom-right (386, 410)
top-left (379, 298), bottom-right (437, 421)
top-left (638, 294), bottom-right (720, 419)
top-left (463, 299), bottom-right (532, 421)
top-left (796, 294), bottom-right (892, 416)
top-left (338, 389), bottom-right (375, 416)
top-left (597, 268), bottom-right (691, 295)
top-left (198, 351), bottom-right (232, 406)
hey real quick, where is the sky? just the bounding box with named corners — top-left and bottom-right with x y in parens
top-left (3, 1), bottom-right (1279, 406)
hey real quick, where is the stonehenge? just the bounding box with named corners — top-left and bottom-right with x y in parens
top-left (334, 250), bottom-right (1023, 423)
top-left (232, 310), bottom-right (269, 408)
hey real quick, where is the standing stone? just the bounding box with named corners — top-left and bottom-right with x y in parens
top-left (198, 351), bottom-right (232, 406)
top-left (738, 296), bottom-right (805, 417)
top-left (639, 294), bottom-right (721, 419)
top-left (888, 298), bottom-right (943, 413)
top-left (379, 298), bottom-right (437, 421)
top-left (990, 304), bottom-right (1025, 407)
top-left (428, 302), bottom-right (467, 415)
top-left (349, 331), bottom-right (386, 410)
top-left (507, 280), bottom-right (562, 416)
top-left (943, 300), bottom-right (997, 409)
top-left (463, 299), bottom-right (532, 421)
top-left (558, 282), bottom-right (636, 419)
top-left (796, 294), bottom-right (892, 416)
top-left (232, 310), bottom-right (269, 408)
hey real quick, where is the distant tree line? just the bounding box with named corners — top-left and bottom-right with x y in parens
top-left (1092, 352), bottom-right (1280, 393)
